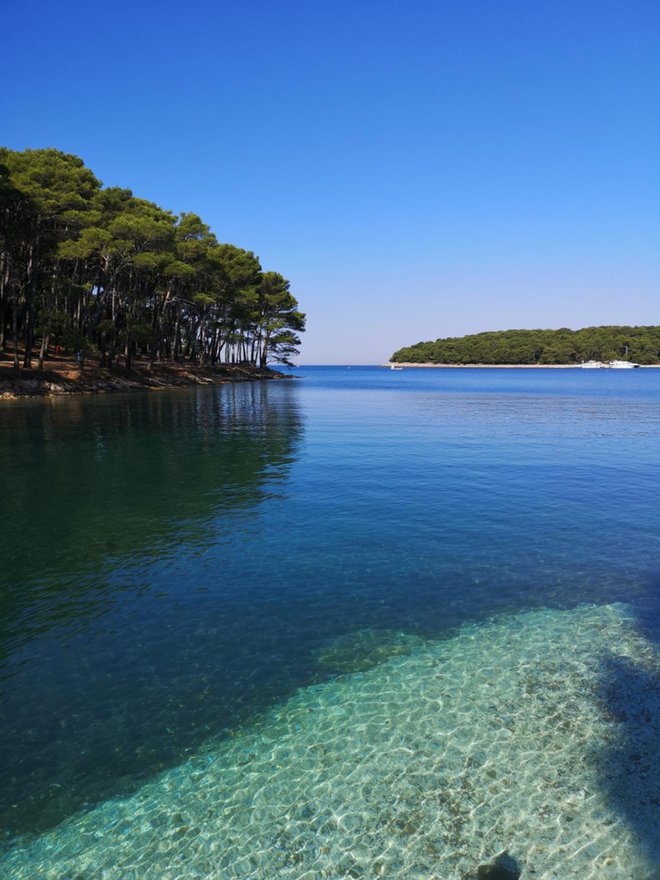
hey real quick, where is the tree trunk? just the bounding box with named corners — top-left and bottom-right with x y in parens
top-left (22, 241), bottom-right (37, 368)
top-left (12, 295), bottom-right (19, 369)
top-left (22, 301), bottom-right (34, 368)
top-left (171, 315), bottom-right (181, 361)
top-left (260, 332), bottom-right (270, 369)
top-left (38, 332), bottom-right (50, 370)
top-left (125, 340), bottom-right (135, 370)
top-left (0, 255), bottom-right (7, 350)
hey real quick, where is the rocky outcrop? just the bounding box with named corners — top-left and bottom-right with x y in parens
top-left (0, 363), bottom-right (291, 400)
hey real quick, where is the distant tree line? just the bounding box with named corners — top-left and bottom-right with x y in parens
top-left (0, 148), bottom-right (305, 370)
top-left (392, 326), bottom-right (660, 365)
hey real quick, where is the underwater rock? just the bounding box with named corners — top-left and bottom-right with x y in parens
top-left (476, 851), bottom-right (521, 879)
top-left (477, 868), bottom-right (511, 880)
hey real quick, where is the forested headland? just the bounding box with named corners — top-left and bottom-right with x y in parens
top-left (0, 148), bottom-right (305, 372)
top-left (391, 326), bottom-right (660, 365)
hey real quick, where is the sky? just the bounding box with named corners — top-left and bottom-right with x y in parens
top-left (2, 0), bottom-right (659, 363)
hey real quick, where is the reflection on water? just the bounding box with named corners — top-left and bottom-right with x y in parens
top-left (0, 368), bottom-right (659, 874)
top-left (0, 381), bottom-right (303, 838)
top-left (1, 382), bottom-right (302, 644)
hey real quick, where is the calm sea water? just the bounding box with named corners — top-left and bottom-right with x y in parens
top-left (1, 366), bottom-right (658, 877)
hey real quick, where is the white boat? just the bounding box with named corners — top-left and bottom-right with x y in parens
top-left (390, 364), bottom-right (403, 371)
top-left (608, 360), bottom-right (640, 369)
top-left (579, 360), bottom-right (606, 369)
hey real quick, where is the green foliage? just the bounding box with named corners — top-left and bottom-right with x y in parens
top-left (125, 322), bottom-right (153, 346)
top-left (0, 147), bottom-right (304, 368)
top-left (391, 326), bottom-right (660, 365)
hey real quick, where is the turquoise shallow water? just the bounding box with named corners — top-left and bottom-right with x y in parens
top-left (0, 366), bottom-right (658, 878)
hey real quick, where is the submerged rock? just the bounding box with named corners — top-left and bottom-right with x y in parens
top-left (476, 851), bottom-right (521, 879)
top-left (477, 868), bottom-right (511, 880)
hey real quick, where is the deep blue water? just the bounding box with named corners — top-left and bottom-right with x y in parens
top-left (1, 366), bottom-right (659, 845)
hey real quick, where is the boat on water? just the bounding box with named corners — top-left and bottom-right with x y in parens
top-left (390, 364), bottom-right (403, 371)
top-left (579, 359), bottom-right (640, 369)
top-left (608, 360), bottom-right (640, 369)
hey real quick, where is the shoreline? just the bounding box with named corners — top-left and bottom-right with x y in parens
top-left (383, 362), bottom-right (660, 369)
top-left (0, 361), bottom-right (291, 401)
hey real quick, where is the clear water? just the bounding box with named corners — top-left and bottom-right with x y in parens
top-left (0, 367), bottom-right (658, 878)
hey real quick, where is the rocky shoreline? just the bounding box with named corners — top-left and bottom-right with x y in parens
top-left (0, 362), bottom-right (291, 401)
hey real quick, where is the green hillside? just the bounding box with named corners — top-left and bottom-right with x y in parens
top-left (391, 325), bottom-right (660, 365)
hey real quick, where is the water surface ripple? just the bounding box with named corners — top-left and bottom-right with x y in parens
top-left (1, 367), bottom-right (658, 877)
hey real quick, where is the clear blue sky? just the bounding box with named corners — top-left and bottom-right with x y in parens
top-left (3, 0), bottom-right (658, 363)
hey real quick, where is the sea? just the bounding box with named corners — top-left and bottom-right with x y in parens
top-left (0, 365), bottom-right (658, 879)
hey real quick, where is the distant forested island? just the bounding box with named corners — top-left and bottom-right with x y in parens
top-left (391, 326), bottom-right (660, 365)
top-left (0, 148), bottom-right (304, 370)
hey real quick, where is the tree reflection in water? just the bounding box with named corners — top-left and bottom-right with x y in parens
top-left (0, 381), bottom-right (304, 840)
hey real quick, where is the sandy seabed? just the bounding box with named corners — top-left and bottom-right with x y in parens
top-left (2, 602), bottom-right (658, 880)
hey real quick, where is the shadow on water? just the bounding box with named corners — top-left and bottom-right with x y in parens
top-left (595, 581), bottom-right (660, 871)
